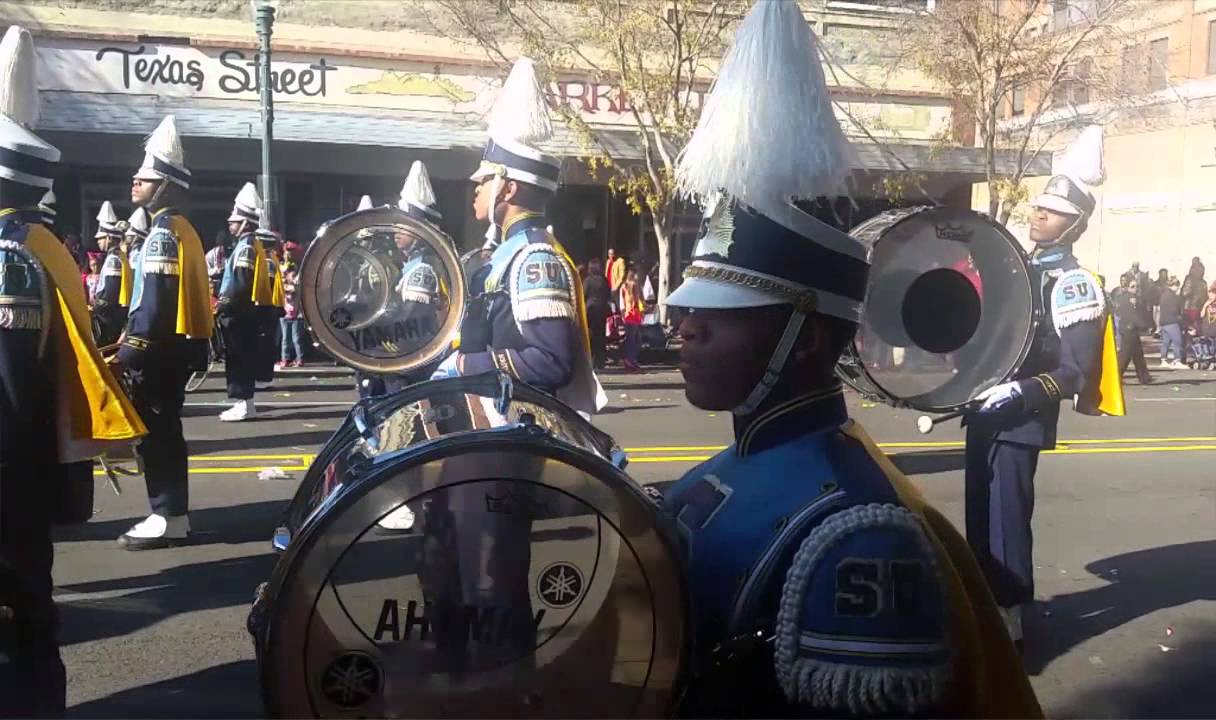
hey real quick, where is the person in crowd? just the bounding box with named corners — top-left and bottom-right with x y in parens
top-left (84, 251), bottom-right (103, 305)
top-left (1181, 256), bottom-right (1207, 332)
top-left (1157, 276), bottom-right (1185, 368)
top-left (1151, 267), bottom-right (1169, 333)
top-left (205, 226), bottom-right (230, 300)
top-left (582, 257), bottom-right (611, 370)
top-left (278, 243), bottom-right (305, 369)
top-left (1195, 282), bottom-right (1216, 365)
top-left (1113, 275), bottom-right (1153, 384)
top-left (619, 267), bottom-right (644, 372)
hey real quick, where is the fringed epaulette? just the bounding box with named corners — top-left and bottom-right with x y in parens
top-left (509, 242), bottom-right (576, 324)
top-left (0, 238), bottom-right (48, 333)
top-left (1050, 267), bottom-right (1105, 332)
top-left (774, 503), bottom-right (951, 716)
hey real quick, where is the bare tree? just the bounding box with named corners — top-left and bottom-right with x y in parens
top-left (857, 0), bottom-right (1142, 224)
top-left (418, 0), bottom-right (745, 321)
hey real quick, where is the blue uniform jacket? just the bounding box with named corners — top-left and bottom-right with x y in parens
top-left (216, 233), bottom-right (257, 318)
top-left (460, 213), bottom-right (579, 392)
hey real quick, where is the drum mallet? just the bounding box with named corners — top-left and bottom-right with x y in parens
top-left (915, 402), bottom-right (980, 435)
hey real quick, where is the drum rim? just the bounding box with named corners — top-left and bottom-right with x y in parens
top-left (299, 206), bottom-right (467, 374)
top-left (257, 427), bottom-right (690, 717)
top-left (842, 206), bottom-right (1037, 413)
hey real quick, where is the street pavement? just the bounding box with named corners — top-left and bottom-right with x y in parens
top-left (53, 362), bottom-right (1215, 718)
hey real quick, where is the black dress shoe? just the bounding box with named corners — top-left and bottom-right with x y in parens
top-left (117, 534), bottom-right (187, 551)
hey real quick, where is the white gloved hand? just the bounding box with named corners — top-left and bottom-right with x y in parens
top-left (430, 352), bottom-right (460, 380)
top-left (975, 381), bottom-right (1022, 413)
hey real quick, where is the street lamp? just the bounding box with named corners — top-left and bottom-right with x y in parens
top-left (253, 0), bottom-right (278, 233)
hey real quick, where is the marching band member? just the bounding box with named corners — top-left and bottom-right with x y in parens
top-left (0, 25), bottom-right (144, 714)
top-left (659, 3), bottom-right (1041, 716)
top-left (432, 57), bottom-right (597, 417)
top-left (964, 125), bottom-right (1123, 648)
top-left (253, 219), bottom-right (284, 388)
top-left (91, 200), bottom-right (127, 346)
top-left (115, 114), bottom-right (213, 550)
top-left (215, 182), bottom-right (268, 422)
top-left (119, 206), bottom-right (149, 314)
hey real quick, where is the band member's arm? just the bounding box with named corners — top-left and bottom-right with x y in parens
top-left (1019, 268), bottom-right (1105, 412)
top-left (117, 227), bottom-right (180, 366)
top-left (773, 506), bottom-right (954, 717)
top-left (460, 246), bottom-right (577, 388)
top-left (216, 242), bottom-right (255, 316)
top-left (95, 254), bottom-right (123, 307)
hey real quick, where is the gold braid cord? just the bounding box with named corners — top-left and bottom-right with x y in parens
top-left (684, 265), bottom-right (818, 313)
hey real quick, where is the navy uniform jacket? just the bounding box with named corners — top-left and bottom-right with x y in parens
top-left (216, 233), bottom-right (257, 318)
top-left (460, 213), bottom-right (578, 393)
top-left (990, 248), bottom-right (1105, 448)
top-left (663, 385), bottom-right (1041, 717)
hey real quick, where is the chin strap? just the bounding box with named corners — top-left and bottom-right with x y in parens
top-left (482, 174), bottom-right (504, 250)
top-left (732, 310), bottom-right (806, 416)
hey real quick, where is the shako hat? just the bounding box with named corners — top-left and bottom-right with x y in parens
top-left (134, 115), bottom-right (191, 189)
top-left (399, 160), bottom-right (443, 225)
top-left (0, 26), bottom-right (59, 189)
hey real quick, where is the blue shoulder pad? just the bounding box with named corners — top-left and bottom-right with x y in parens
top-left (232, 243), bottom-right (255, 269)
top-left (775, 503), bottom-right (950, 716)
top-left (102, 253), bottom-right (124, 277)
top-left (142, 227), bottom-right (180, 276)
top-left (510, 243), bottom-right (575, 322)
top-left (1051, 267), bottom-right (1104, 332)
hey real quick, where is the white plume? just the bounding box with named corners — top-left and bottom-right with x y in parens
top-left (486, 57), bottom-right (553, 144)
top-left (1054, 124), bottom-right (1105, 187)
top-left (234, 181), bottom-right (262, 211)
top-left (675, 0), bottom-right (855, 214)
top-left (127, 206), bottom-right (149, 233)
top-left (96, 200), bottom-right (117, 225)
top-left (399, 160), bottom-right (437, 209)
top-left (356, 194), bottom-right (373, 211)
top-left (39, 188), bottom-right (54, 207)
top-left (0, 26), bottom-right (39, 128)
top-left (145, 115), bottom-right (185, 166)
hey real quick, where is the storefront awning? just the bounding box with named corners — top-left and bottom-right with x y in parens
top-left (38, 92), bottom-right (1047, 178)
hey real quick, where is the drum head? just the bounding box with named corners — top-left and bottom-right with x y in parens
top-left (259, 377), bottom-right (687, 718)
top-left (300, 207), bottom-right (466, 374)
top-left (846, 207), bottom-right (1035, 412)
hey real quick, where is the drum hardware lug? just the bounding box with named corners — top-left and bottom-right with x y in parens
top-left (495, 372), bottom-right (514, 415)
top-left (610, 447), bottom-right (629, 471)
top-left (271, 526), bottom-right (291, 553)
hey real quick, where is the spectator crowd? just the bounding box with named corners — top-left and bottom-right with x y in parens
top-left (1110, 256), bottom-right (1216, 382)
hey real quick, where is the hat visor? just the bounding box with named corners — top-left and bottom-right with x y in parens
top-left (133, 167), bottom-right (163, 182)
top-left (664, 275), bottom-right (787, 310)
top-left (1033, 194), bottom-right (1082, 215)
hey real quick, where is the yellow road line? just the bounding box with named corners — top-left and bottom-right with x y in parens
top-left (627, 436), bottom-right (1216, 453)
top-left (630, 443), bottom-right (1216, 464)
top-left (187, 454), bottom-right (314, 462)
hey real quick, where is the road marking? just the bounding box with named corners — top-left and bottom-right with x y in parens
top-left (1135, 397), bottom-right (1216, 402)
top-left (184, 401), bottom-right (353, 407)
top-left (626, 436), bottom-right (1216, 453)
top-left (92, 453), bottom-right (314, 477)
top-left (53, 585), bottom-right (174, 603)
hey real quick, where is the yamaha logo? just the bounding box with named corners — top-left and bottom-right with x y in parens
top-left (321, 652), bottom-right (381, 708)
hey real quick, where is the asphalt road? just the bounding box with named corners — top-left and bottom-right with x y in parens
top-left (53, 363), bottom-right (1216, 718)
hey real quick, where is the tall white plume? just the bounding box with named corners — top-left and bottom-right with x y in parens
top-left (234, 181), bottom-right (262, 211)
top-left (486, 57), bottom-right (553, 144)
top-left (96, 200), bottom-right (117, 225)
top-left (127, 206), bottom-right (149, 233)
top-left (1053, 124), bottom-right (1105, 188)
top-left (675, 0), bottom-right (855, 215)
top-left (0, 26), bottom-right (39, 128)
top-left (39, 188), bottom-right (55, 208)
top-left (400, 160), bottom-right (437, 209)
top-left (356, 194), bottom-right (373, 211)
top-left (146, 115), bottom-right (185, 166)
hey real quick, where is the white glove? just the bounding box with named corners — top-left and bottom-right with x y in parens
top-left (975, 381), bottom-right (1022, 413)
top-left (430, 352), bottom-right (460, 380)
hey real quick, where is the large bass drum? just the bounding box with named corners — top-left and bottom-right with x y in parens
top-left (837, 206), bottom-right (1036, 412)
top-left (252, 208), bottom-right (688, 718)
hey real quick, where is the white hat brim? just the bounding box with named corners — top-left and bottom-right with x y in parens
top-left (664, 275), bottom-right (785, 310)
top-left (1033, 194), bottom-right (1082, 216)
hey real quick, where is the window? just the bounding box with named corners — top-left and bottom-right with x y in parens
top-left (1209, 20), bottom-right (1216, 75)
top-left (1012, 85), bottom-right (1025, 116)
top-left (1149, 37), bottom-right (1168, 91)
top-left (1053, 57), bottom-right (1092, 107)
top-left (1121, 44), bottom-right (1144, 94)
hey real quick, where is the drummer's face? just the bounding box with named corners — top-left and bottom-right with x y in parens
top-left (1029, 207), bottom-right (1075, 243)
top-left (677, 306), bottom-right (788, 411)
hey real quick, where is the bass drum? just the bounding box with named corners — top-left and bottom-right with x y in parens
top-left (838, 206), bottom-right (1036, 413)
top-left (250, 373), bottom-right (688, 718)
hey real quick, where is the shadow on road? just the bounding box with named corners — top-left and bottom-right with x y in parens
top-left (54, 500), bottom-right (287, 546)
top-left (1025, 540), bottom-right (1216, 677)
top-left (889, 449), bottom-right (966, 475)
top-left (68, 660), bottom-right (264, 718)
top-left (190, 430), bottom-right (335, 455)
top-left (1052, 620), bottom-right (1216, 719)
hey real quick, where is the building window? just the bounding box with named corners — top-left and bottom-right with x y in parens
top-left (1121, 44), bottom-right (1144, 94)
top-left (1149, 37), bottom-right (1168, 91)
top-left (1208, 21), bottom-right (1216, 75)
top-left (1053, 57), bottom-right (1092, 107)
top-left (1011, 85), bottom-right (1025, 116)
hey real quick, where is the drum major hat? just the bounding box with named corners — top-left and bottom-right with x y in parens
top-left (469, 57), bottom-right (561, 194)
top-left (228, 181), bottom-right (262, 224)
top-left (666, 0), bottom-right (867, 324)
top-left (38, 187), bottom-right (55, 228)
top-left (124, 206), bottom-right (150, 240)
top-left (134, 115), bottom-right (191, 189)
top-left (1034, 124), bottom-right (1104, 218)
top-left (399, 160), bottom-right (443, 225)
top-left (94, 200), bottom-right (121, 240)
top-left (356, 194), bottom-right (374, 211)
top-left (0, 26), bottom-right (60, 189)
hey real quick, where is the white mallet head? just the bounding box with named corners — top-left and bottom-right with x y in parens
top-left (917, 415), bottom-right (935, 435)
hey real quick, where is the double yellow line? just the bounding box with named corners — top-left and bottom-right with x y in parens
top-left (93, 453), bottom-right (315, 477)
top-left (625, 436), bottom-right (1216, 464)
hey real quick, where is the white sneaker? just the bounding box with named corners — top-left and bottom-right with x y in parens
top-left (999, 604), bottom-right (1023, 643)
top-left (118, 513), bottom-right (190, 550)
top-left (376, 504), bottom-right (416, 533)
top-left (220, 399), bottom-right (256, 422)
